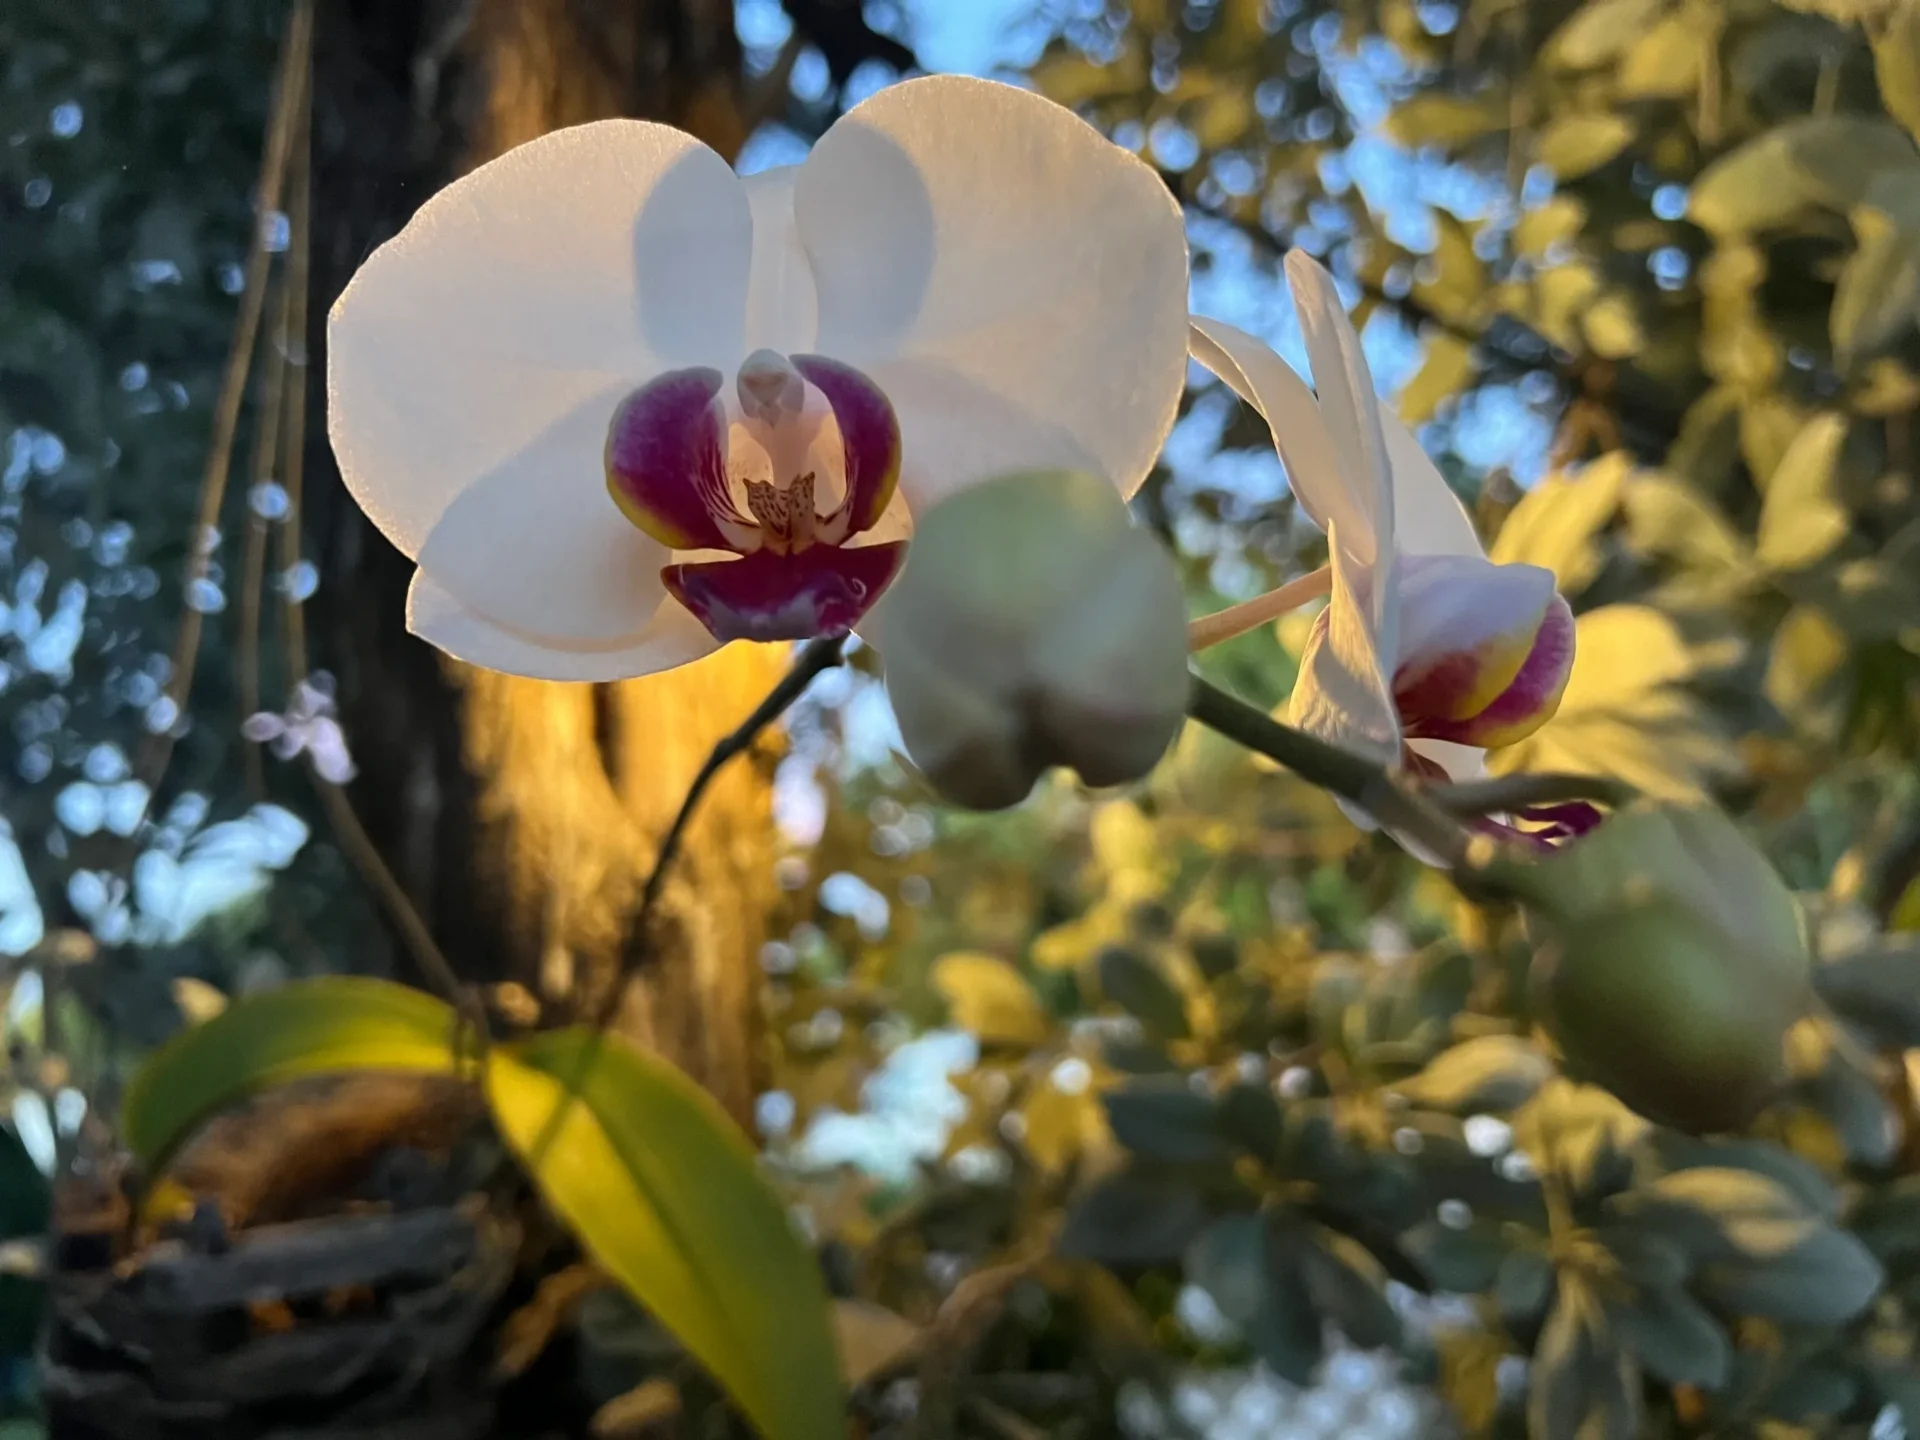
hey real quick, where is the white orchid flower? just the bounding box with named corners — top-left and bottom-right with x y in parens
top-left (326, 76), bottom-right (1190, 682)
top-left (1190, 253), bottom-right (1589, 840)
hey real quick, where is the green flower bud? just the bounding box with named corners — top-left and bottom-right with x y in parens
top-left (1524, 804), bottom-right (1811, 1133)
top-left (873, 471), bottom-right (1190, 810)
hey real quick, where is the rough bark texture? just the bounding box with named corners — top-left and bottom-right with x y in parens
top-left (308, 0), bottom-right (786, 1125)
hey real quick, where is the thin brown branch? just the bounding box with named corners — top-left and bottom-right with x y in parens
top-left (589, 633), bottom-right (849, 1031)
top-left (142, 0), bottom-right (313, 796)
top-left (237, 267), bottom-right (296, 800)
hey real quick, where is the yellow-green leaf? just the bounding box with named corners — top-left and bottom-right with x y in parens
top-left (122, 977), bottom-right (463, 1170)
top-left (1493, 605), bottom-right (1737, 799)
top-left (1618, 13), bottom-right (1704, 97)
top-left (1489, 453), bottom-right (1629, 594)
top-left (1833, 209), bottom-right (1920, 365)
top-left (1398, 332), bottom-right (1475, 423)
top-left (1546, 0), bottom-right (1667, 68)
top-left (1757, 413), bottom-right (1852, 571)
top-left (932, 952), bottom-right (1049, 1046)
top-left (1877, 0), bottom-right (1920, 142)
top-left (1385, 92), bottom-right (1510, 148)
top-left (1691, 118), bottom-right (1920, 233)
top-left (1536, 114), bottom-right (1636, 178)
top-left (489, 1028), bottom-right (841, 1440)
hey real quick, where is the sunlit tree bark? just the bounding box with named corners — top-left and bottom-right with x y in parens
top-left (310, 0), bottom-right (785, 1125)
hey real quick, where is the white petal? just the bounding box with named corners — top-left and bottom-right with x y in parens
top-left (328, 120), bottom-right (752, 560)
top-left (415, 384), bottom-right (673, 641)
top-left (866, 355), bottom-right (1103, 511)
top-left (1394, 554), bottom-right (1556, 674)
top-left (407, 570), bottom-right (719, 683)
top-left (1384, 420), bottom-right (1484, 559)
top-left (1284, 254), bottom-right (1394, 563)
top-left (1406, 738), bottom-right (1487, 782)
top-left (796, 75), bottom-right (1190, 498)
top-left (743, 168), bottom-right (819, 355)
top-left (1286, 253), bottom-right (1402, 686)
top-left (1188, 316), bottom-right (1358, 541)
top-left (1284, 523), bottom-right (1400, 766)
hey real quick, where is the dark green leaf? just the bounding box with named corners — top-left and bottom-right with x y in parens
top-left (1607, 1167), bottom-right (1821, 1264)
top-left (1219, 1082), bottom-right (1283, 1164)
top-left (1648, 1137), bottom-right (1841, 1219)
top-left (1846, 1175), bottom-right (1920, 1262)
top-left (1609, 1282), bottom-right (1731, 1389)
top-left (1185, 1213), bottom-right (1266, 1326)
top-left (488, 1028), bottom-right (841, 1440)
top-left (1394, 1035), bottom-right (1554, 1114)
top-left (1591, 1225), bottom-right (1690, 1289)
top-left (1763, 1358), bottom-right (1859, 1421)
top-left (1527, 1274), bottom-right (1641, 1440)
top-left (1058, 1167), bottom-right (1211, 1265)
top-left (0, 1129), bottom-right (48, 1356)
top-left (1496, 1248), bottom-right (1557, 1332)
top-left (1249, 1219), bottom-right (1325, 1385)
top-left (1696, 1227), bottom-right (1884, 1324)
top-left (1301, 1230), bottom-right (1403, 1351)
top-left (1814, 941), bottom-right (1920, 1049)
top-left (1096, 947), bottom-right (1190, 1042)
top-left (1797, 1043), bottom-right (1900, 1166)
top-left (1404, 1219), bottom-right (1512, 1294)
top-left (1102, 1080), bottom-right (1232, 1164)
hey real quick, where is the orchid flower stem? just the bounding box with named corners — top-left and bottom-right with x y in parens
top-left (591, 632), bottom-right (849, 1031)
top-left (1185, 674), bottom-right (1537, 901)
top-left (1426, 773), bottom-right (1637, 816)
top-left (1186, 566), bottom-right (1333, 652)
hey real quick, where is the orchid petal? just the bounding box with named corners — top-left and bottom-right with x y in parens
top-left (605, 366), bottom-right (740, 550)
top-left (796, 75), bottom-right (1189, 499)
top-left (791, 354), bottom-right (900, 538)
top-left (743, 168), bottom-right (818, 355)
top-left (1284, 522), bottom-right (1401, 768)
top-left (1384, 420), bottom-right (1482, 559)
top-left (1187, 317), bottom-right (1356, 541)
top-left (663, 541), bottom-right (906, 644)
top-left (1189, 315), bottom-right (1483, 563)
top-left (406, 570), bottom-right (719, 684)
top-left (1284, 253), bottom-right (1394, 568)
top-left (1410, 591), bottom-right (1576, 748)
top-left (1406, 738), bottom-right (1489, 783)
top-left (328, 120), bottom-right (751, 562)
top-left (862, 356), bottom-right (1103, 511)
top-left (1392, 555), bottom-right (1557, 726)
top-left (417, 387), bottom-right (676, 642)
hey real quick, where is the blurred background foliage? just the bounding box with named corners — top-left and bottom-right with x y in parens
top-left (4, 0), bottom-right (1920, 1436)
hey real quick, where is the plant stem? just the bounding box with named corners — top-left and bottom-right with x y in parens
top-left (1187, 675), bottom-right (1479, 862)
top-left (1426, 772), bottom-right (1635, 816)
top-left (591, 633), bottom-right (849, 1030)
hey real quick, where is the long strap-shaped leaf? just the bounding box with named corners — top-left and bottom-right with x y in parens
top-left (489, 1027), bottom-right (845, 1440)
top-left (122, 976), bottom-right (465, 1169)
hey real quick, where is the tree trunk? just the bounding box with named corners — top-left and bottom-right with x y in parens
top-left (308, 0), bottom-right (785, 1125)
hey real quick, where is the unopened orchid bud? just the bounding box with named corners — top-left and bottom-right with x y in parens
top-left (874, 471), bottom-right (1190, 810)
top-left (1525, 804), bottom-right (1811, 1133)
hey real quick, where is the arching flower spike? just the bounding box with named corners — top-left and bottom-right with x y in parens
top-left (328, 76), bottom-right (1191, 681)
top-left (1189, 253), bottom-right (1591, 844)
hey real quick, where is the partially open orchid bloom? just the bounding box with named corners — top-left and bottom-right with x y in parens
top-left (1189, 253), bottom-right (1590, 843)
top-left (327, 76), bottom-right (1189, 682)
